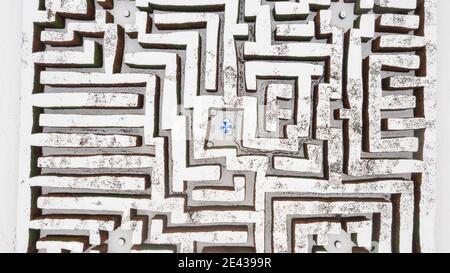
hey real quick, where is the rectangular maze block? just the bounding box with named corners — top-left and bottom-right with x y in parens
top-left (17, 0), bottom-right (437, 253)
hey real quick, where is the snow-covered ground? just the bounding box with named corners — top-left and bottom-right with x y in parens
top-left (0, 0), bottom-right (449, 253)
